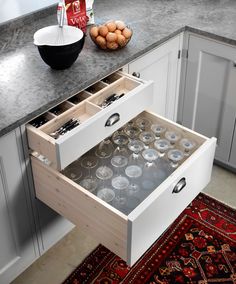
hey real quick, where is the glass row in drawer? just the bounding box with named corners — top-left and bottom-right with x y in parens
top-left (29, 72), bottom-right (140, 139)
top-left (60, 112), bottom-right (204, 215)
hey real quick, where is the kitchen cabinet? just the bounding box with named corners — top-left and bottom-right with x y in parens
top-left (127, 34), bottom-right (183, 121)
top-left (0, 130), bottom-right (37, 284)
top-left (26, 71), bottom-right (216, 266)
top-left (229, 124), bottom-right (236, 168)
top-left (20, 126), bottom-right (74, 255)
top-left (180, 34), bottom-right (236, 170)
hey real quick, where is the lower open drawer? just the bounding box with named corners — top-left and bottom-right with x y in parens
top-left (31, 111), bottom-right (216, 266)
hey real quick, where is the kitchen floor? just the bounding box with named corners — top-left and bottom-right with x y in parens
top-left (11, 165), bottom-right (236, 284)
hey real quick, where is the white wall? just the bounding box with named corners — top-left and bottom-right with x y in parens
top-left (0, 0), bottom-right (58, 24)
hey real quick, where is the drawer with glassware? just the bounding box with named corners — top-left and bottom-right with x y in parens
top-left (26, 71), bottom-right (154, 170)
top-left (29, 105), bottom-right (216, 266)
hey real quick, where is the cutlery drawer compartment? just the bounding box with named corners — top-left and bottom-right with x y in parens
top-left (31, 111), bottom-right (216, 266)
top-left (26, 71), bottom-right (153, 170)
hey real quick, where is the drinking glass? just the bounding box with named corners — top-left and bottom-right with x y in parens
top-left (141, 148), bottom-right (159, 192)
top-left (95, 138), bottom-right (114, 164)
top-left (97, 188), bottom-right (115, 204)
top-left (154, 139), bottom-right (171, 157)
top-left (112, 133), bottom-right (129, 156)
top-left (167, 149), bottom-right (184, 168)
top-left (111, 155), bottom-right (128, 177)
top-left (128, 140), bottom-right (145, 166)
top-left (165, 130), bottom-right (181, 147)
top-left (151, 124), bottom-right (166, 140)
top-left (96, 166), bottom-right (113, 182)
top-left (179, 138), bottom-right (197, 156)
top-left (112, 176), bottom-right (129, 213)
top-left (139, 131), bottom-right (155, 149)
top-left (124, 125), bottom-right (141, 140)
top-left (126, 120), bottom-right (135, 127)
top-left (135, 117), bottom-right (151, 131)
top-left (79, 177), bottom-right (98, 193)
top-left (61, 165), bottom-right (82, 183)
top-left (80, 156), bottom-right (98, 192)
top-left (125, 165), bottom-right (142, 197)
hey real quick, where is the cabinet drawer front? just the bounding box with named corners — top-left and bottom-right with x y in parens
top-left (56, 81), bottom-right (153, 169)
top-left (127, 137), bottom-right (216, 265)
top-left (27, 72), bottom-right (153, 170)
top-left (31, 110), bottom-right (216, 266)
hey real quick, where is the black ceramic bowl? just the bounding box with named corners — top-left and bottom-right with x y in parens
top-left (34, 25), bottom-right (85, 70)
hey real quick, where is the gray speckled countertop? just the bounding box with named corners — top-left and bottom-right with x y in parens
top-left (1, 0), bottom-right (236, 137)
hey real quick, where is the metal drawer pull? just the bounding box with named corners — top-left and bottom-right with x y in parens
top-left (172, 177), bottom-right (186, 193)
top-left (132, 72), bottom-right (140, 78)
top-left (105, 113), bottom-right (120, 127)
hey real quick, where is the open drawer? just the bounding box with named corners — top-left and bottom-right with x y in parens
top-left (30, 110), bottom-right (216, 266)
top-left (26, 71), bottom-right (153, 170)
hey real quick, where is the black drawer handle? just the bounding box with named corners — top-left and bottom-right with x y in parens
top-left (172, 177), bottom-right (186, 193)
top-left (132, 72), bottom-right (140, 78)
top-left (105, 113), bottom-right (120, 127)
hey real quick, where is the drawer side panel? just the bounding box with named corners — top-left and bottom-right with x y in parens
top-left (127, 138), bottom-right (216, 265)
top-left (31, 156), bottom-right (128, 260)
top-left (27, 125), bottom-right (57, 168)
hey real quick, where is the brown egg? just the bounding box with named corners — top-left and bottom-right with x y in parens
top-left (114, 29), bottom-right (122, 35)
top-left (107, 41), bottom-right (118, 50)
top-left (122, 27), bottom-right (132, 39)
top-left (96, 35), bottom-right (107, 49)
top-left (117, 34), bottom-right (127, 47)
top-left (115, 20), bottom-right (126, 30)
top-left (106, 32), bottom-right (118, 43)
top-left (106, 21), bottom-right (117, 32)
top-left (98, 25), bottom-right (109, 37)
top-left (90, 26), bottom-right (99, 38)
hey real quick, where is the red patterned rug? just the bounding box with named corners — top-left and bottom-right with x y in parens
top-left (63, 193), bottom-right (236, 284)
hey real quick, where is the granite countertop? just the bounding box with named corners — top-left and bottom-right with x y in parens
top-left (0, 0), bottom-right (236, 137)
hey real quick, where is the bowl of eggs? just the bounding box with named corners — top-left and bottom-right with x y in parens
top-left (89, 20), bottom-right (132, 50)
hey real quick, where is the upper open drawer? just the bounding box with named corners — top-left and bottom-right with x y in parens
top-left (26, 71), bottom-right (154, 170)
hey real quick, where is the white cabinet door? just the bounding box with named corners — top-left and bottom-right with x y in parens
top-left (182, 35), bottom-right (236, 167)
top-left (0, 130), bottom-right (37, 284)
top-left (128, 35), bottom-right (182, 121)
top-left (229, 122), bottom-right (236, 168)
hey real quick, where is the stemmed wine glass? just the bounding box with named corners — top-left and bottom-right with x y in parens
top-left (61, 163), bottom-right (82, 183)
top-left (111, 155), bottom-right (128, 176)
top-left (167, 149), bottom-right (184, 168)
top-left (165, 130), bottom-right (181, 147)
top-left (135, 117), bottom-right (151, 131)
top-left (139, 131), bottom-right (155, 149)
top-left (95, 165), bottom-right (113, 187)
top-left (154, 139), bottom-right (171, 157)
top-left (179, 138), bottom-right (196, 156)
top-left (151, 124), bottom-right (166, 140)
top-left (112, 175), bottom-right (129, 213)
top-left (125, 165), bottom-right (142, 198)
top-left (97, 187), bottom-right (115, 204)
top-left (128, 140), bottom-right (145, 166)
top-left (141, 148), bottom-right (159, 192)
top-left (124, 125), bottom-right (141, 141)
top-left (95, 138), bottom-right (114, 164)
top-left (79, 156), bottom-right (98, 193)
top-left (112, 133), bottom-right (129, 156)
